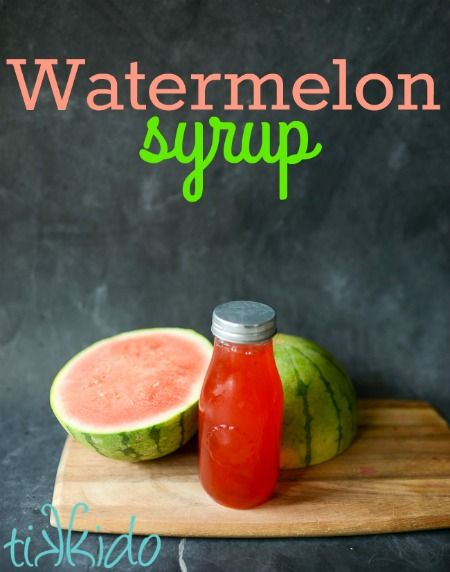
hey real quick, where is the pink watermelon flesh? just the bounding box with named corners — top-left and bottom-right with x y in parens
top-left (54, 330), bottom-right (211, 432)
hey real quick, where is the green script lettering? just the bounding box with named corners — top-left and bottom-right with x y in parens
top-left (139, 116), bottom-right (322, 202)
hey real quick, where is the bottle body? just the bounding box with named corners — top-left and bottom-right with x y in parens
top-left (198, 337), bottom-right (284, 509)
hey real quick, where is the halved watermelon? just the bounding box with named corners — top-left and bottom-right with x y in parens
top-left (50, 328), bottom-right (212, 461)
top-left (274, 333), bottom-right (357, 468)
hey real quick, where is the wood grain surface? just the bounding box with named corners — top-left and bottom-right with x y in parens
top-left (51, 399), bottom-right (450, 537)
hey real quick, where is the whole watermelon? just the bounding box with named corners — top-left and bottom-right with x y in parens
top-left (274, 333), bottom-right (357, 469)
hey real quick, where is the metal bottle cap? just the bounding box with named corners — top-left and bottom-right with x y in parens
top-left (211, 301), bottom-right (277, 343)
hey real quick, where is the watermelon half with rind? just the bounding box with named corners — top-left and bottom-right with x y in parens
top-left (274, 333), bottom-right (358, 469)
top-left (50, 328), bottom-right (212, 461)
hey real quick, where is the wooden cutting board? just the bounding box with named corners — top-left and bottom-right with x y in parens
top-left (51, 399), bottom-right (450, 537)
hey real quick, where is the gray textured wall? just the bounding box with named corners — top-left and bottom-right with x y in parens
top-left (1, 0), bottom-right (449, 421)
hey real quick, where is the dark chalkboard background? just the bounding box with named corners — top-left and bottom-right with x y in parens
top-left (1, 1), bottom-right (449, 571)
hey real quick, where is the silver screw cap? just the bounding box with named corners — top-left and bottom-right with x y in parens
top-left (211, 301), bottom-right (277, 343)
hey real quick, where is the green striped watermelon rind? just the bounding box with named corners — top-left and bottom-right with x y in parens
top-left (274, 333), bottom-right (358, 469)
top-left (50, 328), bottom-right (212, 462)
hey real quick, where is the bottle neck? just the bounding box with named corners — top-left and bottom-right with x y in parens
top-left (213, 336), bottom-right (274, 355)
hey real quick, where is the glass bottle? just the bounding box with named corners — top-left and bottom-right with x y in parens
top-left (198, 301), bottom-right (284, 509)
